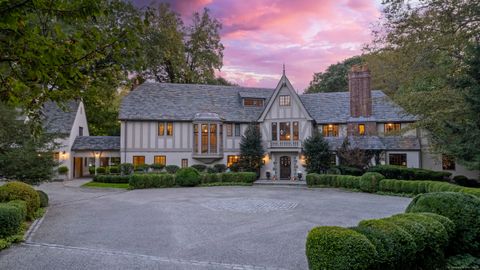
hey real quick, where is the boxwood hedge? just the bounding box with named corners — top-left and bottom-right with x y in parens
top-left (36, 190), bottom-right (49, 208)
top-left (306, 174), bottom-right (360, 189)
top-left (129, 174), bottom-right (175, 189)
top-left (0, 203), bottom-right (23, 238)
top-left (367, 165), bottom-right (451, 181)
top-left (359, 172), bottom-right (385, 193)
top-left (0, 181), bottom-right (40, 220)
top-left (175, 167), bottom-right (201, 187)
top-left (93, 174), bottom-right (131, 184)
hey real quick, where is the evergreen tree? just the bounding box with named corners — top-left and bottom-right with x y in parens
top-left (239, 124), bottom-right (265, 173)
top-left (303, 131), bottom-right (331, 173)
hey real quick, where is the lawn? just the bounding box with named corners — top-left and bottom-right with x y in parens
top-left (82, 181), bottom-right (130, 189)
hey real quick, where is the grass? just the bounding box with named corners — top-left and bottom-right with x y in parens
top-left (199, 182), bottom-right (253, 187)
top-left (82, 181), bottom-right (130, 189)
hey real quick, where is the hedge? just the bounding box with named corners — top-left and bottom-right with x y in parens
top-left (359, 172), bottom-right (385, 193)
top-left (201, 173), bottom-right (222, 184)
top-left (0, 181), bottom-right (40, 220)
top-left (6, 200), bottom-right (27, 222)
top-left (221, 172), bottom-right (256, 183)
top-left (129, 174), bottom-right (175, 189)
top-left (306, 226), bottom-right (377, 270)
top-left (93, 174), bottom-right (131, 184)
top-left (367, 165), bottom-right (451, 181)
top-left (36, 190), bottom-right (49, 208)
top-left (165, 165), bottom-right (179, 174)
top-left (190, 164), bottom-right (207, 172)
top-left (306, 174), bottom-right (360, 189)
top-left (406, 192), bottom-right (480, 255)
top-left (378, 179), bottom-right (480, 197)
top-left (175, 167), bottom-right (201, 187)
top-left (0, 202), bottom-right (24, 238)
top-left (108, 166), bottom-right (119, 174)
top-left (96, 167), bottom-right (106, 174)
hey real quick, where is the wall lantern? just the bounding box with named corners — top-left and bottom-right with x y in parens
top-left (94, 151), bottom-right (100, 158)
top-left (61, 151), bottom-right (66, 159)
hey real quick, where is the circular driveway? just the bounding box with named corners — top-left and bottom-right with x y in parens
top-left (0, 182), bottom-right (411, 270)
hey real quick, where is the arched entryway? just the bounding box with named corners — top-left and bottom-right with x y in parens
top-left (280, 156), bottom-right (291, 179)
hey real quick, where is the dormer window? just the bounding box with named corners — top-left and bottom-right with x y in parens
top-left (279, 95), bottom-right (291, 106)
top-left (323, 124), bottom-right (339, 137)
top-left (384, 123), bottom-right (401, 134)
top-left (243, 98), bottom-right (264, 107)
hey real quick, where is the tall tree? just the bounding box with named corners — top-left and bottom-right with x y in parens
top-left (239, 124), bottom-right (265, 173)
top-left (302, 131), bottom-right (331, 173)
top-left (305, 56), bottom-right (364, 93)
top-left (336, 137), bottom-right (373, 170)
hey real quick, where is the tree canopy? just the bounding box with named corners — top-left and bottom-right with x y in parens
top-left (239, 124), bottom-right (265, 173)
top-left (302, 131), bottom-right (331, 173)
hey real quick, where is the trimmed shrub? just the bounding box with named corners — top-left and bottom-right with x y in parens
top-left (359, 172), bottom-right (385, 193)
top-left (134, 164), bottom-right (149, 173)
top-left (334, 165), bottom-right (363, 176)
top-left (406, 192), bottom-right (480, 254)
top-left (221, 172), bottom-right (256, 183)
top-left (165, 165), bottom-right (179, 174)
top-left (453, 175), bottom-right (480, 188)
top-left (213, 164), bottom-right (227, 173)
top-left (0, 203), bottom-right (23, 238)
top-left (129, 174), bottom-right (175, 189)
top-left (306, 174), bottom-right (360, 189)
top-left (175, 167), bottom-right (201, 187)
top-left (306, 226), bottom-right (377, 270)
top-left (36, 190), bottom-right (49, 207)
top-left (119, 163), bottom-right (134, 175)
top-left (378, 179), bottom-right (478, 197)
top-left (96, 167), bottom-right (106, 174)
top-left (93, 175), bottom-right (130, 184)
top-left (108, 166), bottom-right (119, 174)
top-left (201, 173), bottom-right (222, 184)
top-left (149, 164), bottom-right (165, 172)
top-left (191, 164), bottom-right (207, 172)
top-left (88, 166), bottom-right (95, 175)
top-left (354, 219), bottom-right (417, 269)
top-left (57, 166), bottom-right (68, 175)
top-left (0, 181), bottom-right (40, 220)
top-left (368, 165), bottom-right (451, 181)
top-left (7, 200), bottom-right (27, 221)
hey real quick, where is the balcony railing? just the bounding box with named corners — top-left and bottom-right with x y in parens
top-left (269, 140), bottom-right (301, 148)
top-left (192, 151), bottom-right (224, 159)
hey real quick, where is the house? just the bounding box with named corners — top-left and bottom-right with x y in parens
top-left (118, 66), bottom-right (479, 180)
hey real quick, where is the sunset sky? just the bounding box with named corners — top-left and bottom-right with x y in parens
top-left (133, 0), bottom-right (383, 91)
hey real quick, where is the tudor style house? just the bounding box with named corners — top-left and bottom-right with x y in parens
top-left (118, 66), bottom-right (479, 180)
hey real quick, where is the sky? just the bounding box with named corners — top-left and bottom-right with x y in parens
top-left (133, 0), bottom-right (383, 91)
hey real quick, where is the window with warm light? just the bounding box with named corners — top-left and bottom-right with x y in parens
top-left (384, 123), bottom-right (401, 134)
top-left (154, 155), bottom-right (166, 166)
top-left (358, 124), bottom-right (365, 136)
top-left (389, 154), bottom-right (407, 166)
top-left (201, 124), bottom-right (208, 153)
top-left (53, 152), bottom-right (60, 161)
top-left (133, 156), bottom-right (145, 166)
top-left (193, 124), bottom-right (198, 152)
top-left (195, 123), bottom-right (219, 155)
top-left (210, 124), bottom-right (217, 153)
top-left (243, 98), bottom-right (264, 107)
top-left (279, 95), bottom-right (291, 106)
top-left (322, 124), bottom-right (339, 137)
top-left (166, 122), bottom-right (173, 136)
top-left (293, 121), bottom-right (299, 140)
top-left (227, 155), bottom-right (240, 167)
top-left (442, 155), bottom-right (456, 170)
top-left (280, 122), bottom-right (291, 141)
top-left (158, 122), bottom-right (165, 136)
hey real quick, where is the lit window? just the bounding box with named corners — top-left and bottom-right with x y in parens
top-left (158, 122), bottom-right (164, 136)
top-left (280, 122), bottom-right (291, 141)
top-left (133, 156), bottom-right (145, 166)
top-left (272, 122), bottom-right (277, 141)
top-left (201, 124), bottom-right (208, 153)
top-left (193, 124), bottom-right (198, 152)
top-left (210, 124), bottom-right (217, 153)
top-left (389, 154), bottom-right (407, 166)
top-left (358, 124), bottom-right (365, 136)
top-left (279, 95), bottom-right (291, 106)
top-left (166, 122), bottom-right (173, 136)
top-left (181, 159), bottom-right (188, 168)
top-left (244, 98), bottom-right (264, 107)
top-left (154, 156), bottom-right (166, 166)
top-left (234, 123), bottom-right (241, 136)
top-left (227, 155), bottom-right (240, 167)
top-left (442, 155), bottom-right (456, 170)
top-left (384, 123), bottom-right (401, 134)
top-left (293, 121), bottom-right (299, 140)
top-left (322, 124), bottom-right (339, 137)
top-left (53, 152), bottom-right (60, 161)
top-left (226, 124), bottom-right (233, 137)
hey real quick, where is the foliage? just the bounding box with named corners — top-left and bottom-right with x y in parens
top-left (6, 200), bottom-right (27, 222)
top-left (336, 137), bottom-right (373, 170)
top-left (213, 164), bottom-right (227, 173)
top-left (57, 166), bottom-right (68, 175)
top-left (0, 202), bottom-right (23, 238)
top-left (305, 56), bottom-right (364, 93)
top-left (239, 124), bottom-right (265, 173)
top-left (447, 254), bottom-right (480, 269)
top-left (0, 182), bottom-right (40, 220)
top-left (191, 164), bottom-right (207, 172)
top-left (332, 165), bottom-right (364, 176)
top-left (306, 226), bottom-right (377, 270)
top-left (368, 165), bottom-right (451, 181)
top-left (199, 182), bottom-right (252, 187)
top-left (149, 164), bottom-right (165, 171)
top-left (201, 173), bottom-right (222, 184)
top-left (306, 174), bottom-right (360, 189)
top-left (165, 165), bottom-right (179, 174)
top-left (406, 192), bottom-right (480, 255)
top-left (119, 163), bottom-right (134, 176)
top-left (36, 190), bottom-right (49, 208)
top-left (93, 175), bottom-right (130, 184)
top-left (221, 172), bottom-right (257, 184)
top-left (175, 168), bottom-right (201, 187)
top-left (88, 166), bottom-right (96, 175)
top-left (129, 174), bottom-right (175, 189)
top-left (303, 132), bottom-right (331, 173)
top-left (453, 175), bottom-right (480, 188)
top-left (96, 167), bottom-right (106, 174)
top-left (0, 222), bottom-right (26, 251)
top-left (108, 166), bottom-right (119, 174)
top-left (359, 172), bottom-right (385, 193)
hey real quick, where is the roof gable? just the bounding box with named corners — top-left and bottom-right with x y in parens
top-left (42, 101), bottom-right (80, 134)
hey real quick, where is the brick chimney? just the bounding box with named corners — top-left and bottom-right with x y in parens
top-left (348, 64), bottom-right (372, 117)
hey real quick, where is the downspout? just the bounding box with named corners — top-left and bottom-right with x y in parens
top-left (124, 121), bottom-right (128, 162)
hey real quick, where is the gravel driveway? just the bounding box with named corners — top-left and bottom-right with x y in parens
top-left (0, 182), bottom-right (411, 270)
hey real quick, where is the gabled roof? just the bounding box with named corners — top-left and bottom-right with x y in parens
top-left (72, 136), bottom-right (120, 151)
top-left (325, 136), bottom-right (421, 151)
top-left (119, 83), bottom-right (274, 122)
top-left (300, 91), bottom-right (417, 123)
top-left (42, 101), bottom-right (80, 134)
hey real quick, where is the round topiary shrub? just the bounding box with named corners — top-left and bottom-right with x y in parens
top-left (36, 190), bottom-right (49, 208)
top-left (175, 167), bottom-right (200, 187)
top-left (306, 226), bottom-right (377, 270)
top-left (7, 200), bottom-right (27, 221)
top-left (359, 172), bottom-right (385, 193)
top-left (406, 192), bottom-right (480, 254)
top-left (417, 212), bottom-right (455, 240)
top-left (96, 167), bottom-right (106, 174)
top-left (0, 181), bottom-right (40, 220)
top-left (57, 166), bottom-right (68, 175)
top-left (190, 164), bottom-right (207, 172)
top-left (0, 203), bottom-right (23, 238)
top-left (165, 165), bottom-right (180, 174)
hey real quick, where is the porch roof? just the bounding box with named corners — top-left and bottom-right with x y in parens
top-left (325, 136), bottom-right (421, 151)
top-left (71, 136), bottom-right (120, 151)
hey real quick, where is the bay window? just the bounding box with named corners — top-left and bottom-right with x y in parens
top-left (280, 122), bottom-right (291, 141)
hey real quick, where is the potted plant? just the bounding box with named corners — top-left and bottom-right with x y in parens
top-left (57, 166), bottom-right (69, 180)
top-left (266, 171), bottom-right (271, 180)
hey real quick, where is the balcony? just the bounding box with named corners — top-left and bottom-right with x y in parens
top-left (192, 151), bottom-right (224, 163)
top-left (269, 140), bottom-right (302, 148)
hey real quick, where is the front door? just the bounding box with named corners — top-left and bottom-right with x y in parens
top-left (74, 157), bottom-right (83, 178)
top-left (280, 156), bottom-right (291, 180)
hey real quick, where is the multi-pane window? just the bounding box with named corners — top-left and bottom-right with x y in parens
top-left (384, 123), bottom-right (401, 134)
top-left (133, 156), bottom-right (145, 166)
top-left (358, 124), bottom-right (365, 136)
top-left (234, 123), bottom-right (241, 136)
top-left (210, 124), bottom-right (217, 153)
top-left (226, 124), bottom-right (233, 137)
top-left (322, 124), bottom-right (339, 137)
top-left (100, 157), bottom-right (109, 167)
top-left (111, 157), bottom-right (120, 165)
top-left (227, 155), bottom-right (240, 167)
top-left (154, 155), bottom-right (166, 166)
top-left (193, 124), bottom-right (199, 152)
top-left (201, 124), bottom-right (208, 153)
top-left (272, 122), bottom-right (278, 141)
top-left (244, 98), bottom-right (264, 107)
top-left (181, 159), bottom-right (188, 168)
top-left (389, 154), bottom-right (407, 166)
top-left (279, 95), bottom-right (291, 106)
top-left (442, 155), bottom-right (456, 170)
top-left (280, 122), bottom-right (291, 141)
top-left (293, 121), bottom-right (299, 140)
top-left (166, 122), bottom-right (173, 136)
top-left (158, 122), bottom-right (165, 136)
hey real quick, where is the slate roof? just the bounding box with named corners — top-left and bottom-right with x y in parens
top-left (300, 91), bottom-right (417, 123)
top-left (42, 101), bottom-right (80, 134)
top-left (71, 136), bottom-right (120, 151)
top-left (119, 83), bottom-right (274, 122)
top-left (325, 136), bottom-right (421, 151)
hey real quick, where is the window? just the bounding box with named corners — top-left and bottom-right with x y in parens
top-left (210, 124), bottom-right (217, 153)
top-left (280, 122), bottom-right (291, 141)
top-left (384, 123), bottom-right (401, 134)
top-left (330, 154), bottom-right (337, 165)
top-left (133, 156), bottom-right (145, 166)
top-left (100, 157), bottom-right (109, 167)
top-left (234, 123), bottom-right (241, 136)
top-left (111, 157), bottom-right (120, 165)
top-left (201, 124), bottom-right (208, 153)
top-left (226, 124), bottom-right (233, 137)
top-left (158, 122), bottom-right (165, 136)
top-left (244, 98), bottom-right (264, 107)
top-left (389, 154), bottom-right (407, 166)
top-left (79, 126), bottom-right (83, 136)
top-left (53, 152), bottom-right (60, 161)
top-left (293, 121), bottom-right (299, 140)
top-left (154, 156), bottom-right (166, 166)
top-left (227, 155), bottom-right (240, 167)
top-left (358, 124), bottom-right (365, 136)
top-left (166, 122), bottom-right (173, 136)
top-left (442, 155), bottom-right (456, 170)
top-left (193, 124), bottom-right (199, 152)
top-left (279, 95), bottom-right (291, 106)
top-left (181, 159), bottom-right (188, 168)
top-left (322, 124), bottom-right (339, 137)
top-left (271, 122), bottom-right (278, 141)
